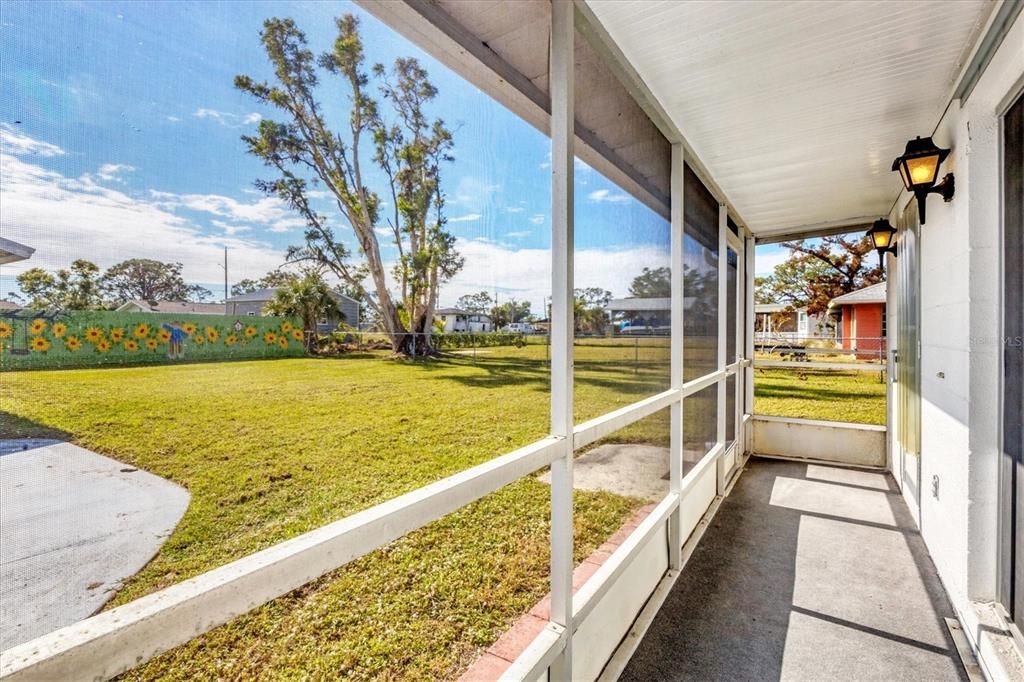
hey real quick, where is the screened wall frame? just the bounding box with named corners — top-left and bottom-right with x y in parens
top-left (0, 3), bottom-right (756, 680)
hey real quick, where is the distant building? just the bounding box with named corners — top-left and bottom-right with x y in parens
top-left (0, 237), bottom-right (34, 265)
top-left (435, 308), bottom-right (493, 333)
top-left (605, 297), bottom-right (670, 334)
top-left (224, 287), bottom-right (360, 332)
top-left (829, 281), bottom-right (887, 357)
top-left (116, 300), bottom-right (226, 315)
top-left (753, 303), bottom-right (829, 340)
top-left (0, 300), bottom-right (21, 312)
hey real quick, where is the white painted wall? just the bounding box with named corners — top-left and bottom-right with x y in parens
top-left (888, 7), bottom-right (1023, 628)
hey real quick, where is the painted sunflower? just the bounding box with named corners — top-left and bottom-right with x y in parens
top-left (51, 322), bottom-right (67, 337)
top-left (96, 339), bottom-right (111, 353)
top-left (277, 336), bottom-right (289, 350)
top-left (292, 329), bottom-right (304, 342)
top-left (30, 336), bottom-right (51, 352)
top-left (193, 335), bottom-right (205, 346)
top-left (123, 339), bottom-right (139, 352)
top-left (281, 321), bottom-right (293, 333)
top-left (64, 336), bottom-right (82, 352)
top-left (244, 325), bottom-right (258, 338)
top-left (84, 327), bottom-right (103, 343)
top-left (109, 328), bottom-right (125, 342)
top-left (205, 326), bottom-right (219, 343)
top-left (145, 338), bottom-right (159, 351)
top-left (29, 318), bottom-right (47, 335)
top-left (263, 331), bottom-right (277, 344)
top-left (225, 334), bottom-right (238, 346)
top-left (157, 328), bottom-right (171, 344)
top-left (133, 323), bottom-right (150, 339)
top-left (0, 321), bottom-right (11, 339)
top-left (182, 322), bottom-right (198, 335)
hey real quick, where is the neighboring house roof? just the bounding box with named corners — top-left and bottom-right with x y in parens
top-left (829, 281), bottom-right (887, 307)
top-left (225, 287), bottom-right (359, 306)
top-left (606, 297), bottom-right (670, 312)
top-left (435, 307), bottom-right (492, 319)
top-left (0, 237), bottom-right (35, 265)
top-left (0, 300), bottom-right (21, 311)
top-left (116, 300), bottom-right (227, 315)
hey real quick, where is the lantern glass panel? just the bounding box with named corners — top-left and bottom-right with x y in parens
top-left (872, 228), bottom-right (893, 250)
top-left (906, 154), bottom-right (940, 188)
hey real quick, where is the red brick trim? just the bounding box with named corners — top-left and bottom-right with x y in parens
top-left (458, 503), bottom-right (656, 680)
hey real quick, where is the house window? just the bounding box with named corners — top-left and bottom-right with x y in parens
top-left (881, 304), bottom-right (887, 338)
top-left (247, 311), bottom-right (256, 317)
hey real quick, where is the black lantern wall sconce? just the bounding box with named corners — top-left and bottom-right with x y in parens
top-left (867, 218), bottom-right (897, 265)
top-left (891, 136), bottom-right (954, 224)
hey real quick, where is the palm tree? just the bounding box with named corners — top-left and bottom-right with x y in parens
top-left (264, 273), bottom-right (341, 352)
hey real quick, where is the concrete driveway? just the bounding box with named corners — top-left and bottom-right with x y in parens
top-left (0, 440), bottom-right (189, 650)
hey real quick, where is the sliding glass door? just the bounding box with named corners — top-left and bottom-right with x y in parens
top-left (1000, 91), bottom-right (1024, 626)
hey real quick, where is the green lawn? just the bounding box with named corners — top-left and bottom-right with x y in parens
top-left (753, 367), bottom-right (887, 425)
top-left (0, 342), bottom-right (669, 680)
top-left (0, 341), bottom-right (882, 678)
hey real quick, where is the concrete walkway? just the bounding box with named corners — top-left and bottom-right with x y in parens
top-left (0, 441), bottom-right (189, 650)
top-left (620, 457), bottom-right (969, 681)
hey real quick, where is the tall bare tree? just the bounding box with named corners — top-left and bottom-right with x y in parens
top-left (236, 15), bottom-right (462, 355)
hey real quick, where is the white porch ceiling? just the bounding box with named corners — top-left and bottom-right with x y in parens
top-left (586, 0), bottom-right (994, 235)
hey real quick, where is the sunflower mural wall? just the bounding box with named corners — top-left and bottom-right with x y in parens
top-left (0, 311), bottom-right (304, 370)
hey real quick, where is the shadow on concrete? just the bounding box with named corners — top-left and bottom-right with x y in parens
top-left (619, 457), bottom-right (967, 681)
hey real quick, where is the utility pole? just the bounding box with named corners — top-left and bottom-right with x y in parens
top-left (223, 248), bottom-right (228, 303)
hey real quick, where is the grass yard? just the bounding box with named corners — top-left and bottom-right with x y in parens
top-left (0, 339), bottom-right (883, 678)
top-left (0, 342), bottom-right (669, 680)
top-left (753, 367), bottom-right (887, 425)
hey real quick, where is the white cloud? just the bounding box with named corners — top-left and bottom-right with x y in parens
top-left (96, 163), bottom-right (135, 182)
top-left (529, 214), bottom-right (545, 225)
top-left (587, 188), bottom-right (630, 204)
top-left (166, 115), bottom-right (181, 123)
top-left (0, 124), bottom-right (65, 157)
top-left (193, 108), bottom-right (262, 128)
top-left (151, 190), bottom-right (290, 224)
top-left (506, 231), bottom-right (531, 239)
top-left (451, 176), bottom-right (500, 211)
top-left (435, 238), bottom-right (669, 314)
top-left (268, 217), bottom-right (306, 233)
top-left (754, 247), bottom-right (790, 276)
top-left (504, 206), bottom-right (524, 214)
top-left (211, 220), bottom-right (253, 236)
top-left (0, 131), bottom-right (284, 285)
top-left (449, 213), bottom-right (481, 223)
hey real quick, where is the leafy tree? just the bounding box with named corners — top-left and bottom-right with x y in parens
top-left (101, 259), bottom-right (212, 303)
top-left (263, 271), bottom-right (341, 352)
top-left (629, 266), bottom-right (670, 298)
top-left (457, 291), bottom-right (493, 314)
top-left (756, 235), bottom-right (883, 315)
top-left (236, 15), bottom-right (462, 356)
top-left (574, 288), bottom-right (611, 334)
top-left (230, 270), bottom-right (298, 296)
top-left (490, 298), bottom-right (530, 328)
top-left (16, 259), bottom-right (104, 310)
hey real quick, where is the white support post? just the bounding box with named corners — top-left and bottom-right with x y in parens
top-left (744, 234), bottom-right (756, 453)
top-left (716, 204), bottom-right (728, 493)
top-left (668, 143), bottom-right (685, 570)
top-left (549, 1), bottom-right (575, 677)
top-left (734, 234), bottom-right (745, 455)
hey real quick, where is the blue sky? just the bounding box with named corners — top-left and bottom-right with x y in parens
top-left (0, 1), bottom-right (778, 311)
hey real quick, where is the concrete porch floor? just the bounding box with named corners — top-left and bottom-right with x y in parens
top-left (619, 457), bottom-right (970, 681)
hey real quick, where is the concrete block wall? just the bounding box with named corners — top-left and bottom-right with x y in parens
top-left (887, 7), bottom-right (1023, 637)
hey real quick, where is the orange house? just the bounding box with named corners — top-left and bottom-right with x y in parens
top-left (829, 281), bottom-right (887, 359)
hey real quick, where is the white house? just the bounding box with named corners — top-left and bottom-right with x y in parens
top-left (435, 307), bottom-right (493, 333)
